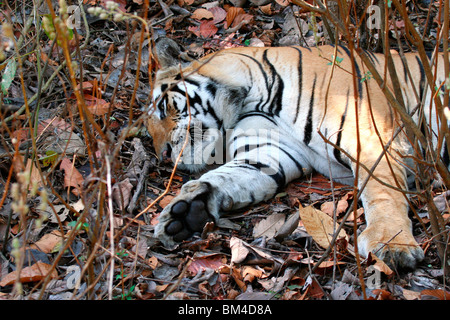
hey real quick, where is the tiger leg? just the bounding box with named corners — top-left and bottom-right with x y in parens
top-left (355, 149), bottom-right (424, 269)
top-left (155, 121), bottom-right (307, 248)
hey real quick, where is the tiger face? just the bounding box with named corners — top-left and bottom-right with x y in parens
top-left (148, 75), bottom-right (227, 173)
top-left (147, 37), bottom-right (449, 270)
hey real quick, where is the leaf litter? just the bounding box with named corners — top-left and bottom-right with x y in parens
top-left (0, 0), bottom-right (448, 301)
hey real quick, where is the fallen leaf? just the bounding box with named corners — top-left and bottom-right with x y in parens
top-left (320, 199), bottom-right (348, 217)
top-left (275, 212), bottom-right (299, 241)
top-left (191, 8), bottom-right (214, 20)
top-left (208, 7), bottom-right (227, 24)
top-left (242, 266), bottom-right (264, 283)
top-left (187, 253), bottom-right (226, 275)
top-left (230, 13), bottom-right (253, 29)
top-left (253, 213), bottom-right (285, 239)
top-left (367, 252), bottom-right (393, 276)
top-left (230, 237), bottom-right (251, 264)
top-left (401, 288), bottom-right (421, 300)
top-left (225, 6), bottom-right (245, 29)
top-left (314, 260), bottom-right (346, 275)
top-left (159, 195), bottom-right (174, 208)
top-left (38, 117), bottom-right (86, 156)
top-left (299, 205), bottom-right (347, 249)
top-left (60, 157), bottom-right (84, 196)
top-left (230, 237), bottom-right (282, 265)
top-left (25, 159), bottom-right (44, 189)
top-left (0, 261), bottom-right (58, 287)
top-left (112, 178), bottom-right (133, 210)
top-left (83, 94), bottom-right (111, 116)
top-left (420, 289), bottom-right (450, 300)
top-left (189, 20), bottom-right (218, 38)
top-left (29, 230), bottom-right (64, 253)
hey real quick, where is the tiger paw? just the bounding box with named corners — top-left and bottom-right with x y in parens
top-left (154, 180), bottom-right (223, 248)
top-left (359, 226), bottom-right (424, 270)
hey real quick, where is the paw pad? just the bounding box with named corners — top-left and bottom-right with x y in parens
top-left (165, 199), bottom-right (211, 241)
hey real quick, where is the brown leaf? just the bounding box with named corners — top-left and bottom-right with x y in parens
top-left (209, 7), bottom-right (227, 24)
top-left (231, 13), bottom-right (253, 29)
top-left (159, 195), bottom-right (174, 208)
top-left (29, 230), bottom-right (64, 254)
top-left (420, 289), bottom-right (450, 300)
top-left (252, 213), bottom-right (285, 239)
top-left (242, 266), bottom-right (264, 282)
top-left (112, 178), bottom-right (133, 210)
top-left (84, 94), bottom-right (111, 116)
top-left (225, 7), bottom-right (245, 29)
top-left (191, 8), bottom-right (214, 20)
top-left (299, 205), bottom-right (347, 249)
top-left (0, 262), bottom-right (58, 287)
top-left (320, 199), bottom-right (348, 217)
top-left (367, 252), bottom-right (393, 276)
top-left (60, 157), bottom-right (84, 196)
top-left (25, 159), bottom-right (44, 189)
top-left (187, 253), bottom-right (226, 275)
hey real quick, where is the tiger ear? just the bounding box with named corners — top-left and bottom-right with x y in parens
top-left (154, 37), bottom-right (193, 69)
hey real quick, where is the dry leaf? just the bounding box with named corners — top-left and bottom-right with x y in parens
top-left (275, 212), bottom-right (299, 241)
top-left (242, 266), bottom-right (264, 282)
top-left (187, 254), bottom-right (226, 275)
top-left (159, 195), bottom-right (174, 208)
top-left (367, 252), bottom-right (393, 276)
top-left (320, 199), bottom-right (348, 217)
top-left (231, 13), bottom-right (253, 29)
top-left (230, 237), bottom-right (251, 264)
top-left (208, 7), bottom-right (227, 24)
top-left (60, 157), bottom-right (84, 196)
top-left (299, 205), bottom-right (347, 249)
top-left (420, 289), bottom-right (450, 300)
top-left (29, 230), bottom-right (64, 253)
top-left (225, 7), bottom-right (245, 28)
top-left (84, 94), bottom-right (111, 116)
top-left (25, 159), bottom-right (44, 189)
top-left (191, 8), bottom-right (214, 20)
top-left (112, 178), bottom-right (133, 210)
top-left (0, 261), bottom-right (58, 287)
top-left (253, 213), bottom-right (285, 239)
top-left (38, 117), bottom-right (86, 156)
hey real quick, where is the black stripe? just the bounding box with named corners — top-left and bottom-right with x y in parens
top-left (228, 52), bottom-right (270, 113)
top-left (340, 46), bottom-right (362, 98)
top-left (278, 146), bottom-right (305, 175)
top-left (416, 56), bottom-right (425, 102)
top-left (237, 111), bottom-right (277, 125)
top-left (262, 50), bottom-right (284, 116)
top-left (334, 92), bottom-right (351, 170)
top-left (292, 47), bottom-right (303, 124)
top-left (206, 100), bottom-right (222, 129)
top-left (248, 161), bottom-right (286, 192)
top-left (304, 76), bottom-right (317, 145)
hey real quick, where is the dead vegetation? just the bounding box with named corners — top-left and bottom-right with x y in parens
top-left (0, 0), bottom-right (449, 300)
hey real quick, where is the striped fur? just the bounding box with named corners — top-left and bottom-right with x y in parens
top-left (148, 38), bottom-right (449, 269)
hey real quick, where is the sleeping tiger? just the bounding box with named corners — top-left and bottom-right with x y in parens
top-left (147, 37), bottom-right (449, 269)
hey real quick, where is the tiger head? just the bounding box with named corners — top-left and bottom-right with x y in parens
top-left (146, 38), bottom-right (243, 173)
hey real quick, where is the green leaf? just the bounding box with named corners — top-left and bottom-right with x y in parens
top-left (1, 59), bottom-right (17, 95)
top-left (40, 150), bottom-right (59, 167)
top-left (327, 55), bottom-right (343, 66)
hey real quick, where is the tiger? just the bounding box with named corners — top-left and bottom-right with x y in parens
top-left (147, 37), bottom-right (449, 269)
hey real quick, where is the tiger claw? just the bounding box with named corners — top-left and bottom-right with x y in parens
top-left (359, 226), bottom-right (424, 270)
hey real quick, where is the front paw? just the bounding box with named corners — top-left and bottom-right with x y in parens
top-left (358, 226), bottom-right (424, 270)
top-left (154, 181), bottom-right (219, 248)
